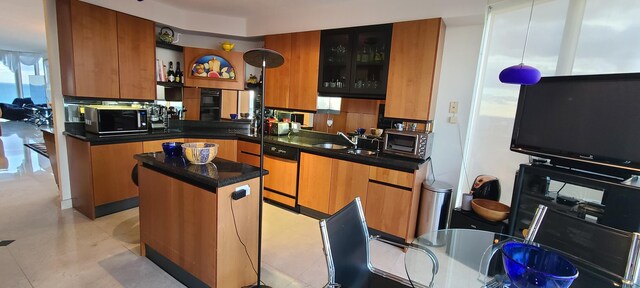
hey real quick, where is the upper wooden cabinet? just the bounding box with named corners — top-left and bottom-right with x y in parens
top-left (56, 0), bottom-right (155, 100)
top-left (117, 13), bottom-right (156, 100)
top-left (182, 87), bottom-right (201, 120)
top-left (385, 18), bottom-right (445, 121)
top-left (183, 47), bottom-right (245, 90)
top-left (264, 31), bottom-right (320, 112)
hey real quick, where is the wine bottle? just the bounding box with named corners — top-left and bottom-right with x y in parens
top-left (167, 61), bottom-right (175, 82)
top-left (175, 61), bottom-right (182, 83)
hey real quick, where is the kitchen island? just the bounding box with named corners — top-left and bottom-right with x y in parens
top-left (134, 152), bottom-right (263, 288)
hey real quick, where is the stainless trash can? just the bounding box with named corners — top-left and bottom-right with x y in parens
top-left (417, 180), bottom-right (453, 237)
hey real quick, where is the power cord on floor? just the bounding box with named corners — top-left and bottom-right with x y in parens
top-left (230, 197), bottom-right (268, 286)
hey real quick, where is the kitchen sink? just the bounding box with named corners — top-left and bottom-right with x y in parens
top-left (312, 143), bottom-right (348, 150)
top-left (347, 149), bottom-right (377, 156)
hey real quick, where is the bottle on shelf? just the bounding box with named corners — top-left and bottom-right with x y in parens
top-left (175, 61), bottom-right (183, 83)
top-left (167, 61), bottom-right (175, 82)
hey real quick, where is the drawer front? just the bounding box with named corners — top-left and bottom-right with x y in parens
top-left (365, 181), bottom-right (412, 239)
top-left (263, 155), bottom-right (298, 197)
top-left (369, 166), bottom-right (414, 188)
top-left (238, 140), bottom-right (261, 155)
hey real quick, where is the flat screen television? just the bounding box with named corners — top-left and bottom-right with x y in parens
top-left (511, 73), bottom-right (640, 179)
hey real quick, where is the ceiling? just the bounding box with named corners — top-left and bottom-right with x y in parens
top-left (0, 0), bottom-right (47, 53)
top-left (0, 0), bottom-right (486, 54)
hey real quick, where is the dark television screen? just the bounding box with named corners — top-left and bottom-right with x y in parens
top-left (511, 73), bottom-right (640, 176)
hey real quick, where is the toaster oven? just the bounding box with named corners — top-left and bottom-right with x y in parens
top-left (383, 130), bottom-right (433, 159)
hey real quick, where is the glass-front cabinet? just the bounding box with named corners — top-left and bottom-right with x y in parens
top-left (318, 24), bottom-right (392, 98)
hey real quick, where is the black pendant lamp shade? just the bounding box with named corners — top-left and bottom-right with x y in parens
top-left (243, 48), bottom-right (284, 68)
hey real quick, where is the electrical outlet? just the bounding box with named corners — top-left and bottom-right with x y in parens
top-left (232, 185), bottom-right (251, 200)
top-left (236, 184), bottom-right (250, 196)
top-left (448, 115), bottom-right (458, 124)
top-left (449, 101), bottom-right (459, 114)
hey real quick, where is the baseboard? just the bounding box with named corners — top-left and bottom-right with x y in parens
top-left (60, 198), bottom-right (73, 210)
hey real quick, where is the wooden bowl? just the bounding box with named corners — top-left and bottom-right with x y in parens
top-left (471, 199), bottom-right (510, 222)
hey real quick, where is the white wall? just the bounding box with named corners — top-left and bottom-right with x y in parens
top-left (43, 0), bottom-right (72, 209)
top-left (430, 24), bottom-right (484, 207)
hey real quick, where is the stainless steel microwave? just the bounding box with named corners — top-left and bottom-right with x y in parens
top-left (383, 130), bottom-right (433, 160)
top-left (84, 106), bottom-right (148, 135)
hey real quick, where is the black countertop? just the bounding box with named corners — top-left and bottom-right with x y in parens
top-left (65, 122), bottom-right (426, 171)
top-left (134, 152), bottom-right (265, 190)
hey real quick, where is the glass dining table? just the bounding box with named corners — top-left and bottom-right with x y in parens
top-left (403, 229), bottom-right (638, 288)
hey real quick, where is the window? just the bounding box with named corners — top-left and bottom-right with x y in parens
top-left (462, 0), bottom-right (640, 205)
top-left (0, 62), bottom-right (18, 103)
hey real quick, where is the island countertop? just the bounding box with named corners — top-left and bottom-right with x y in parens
top-left (134, 152), bottom-right (266, 190)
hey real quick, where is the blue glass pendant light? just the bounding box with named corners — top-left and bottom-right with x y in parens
top-left (499, 0), bottom-right (541, 85)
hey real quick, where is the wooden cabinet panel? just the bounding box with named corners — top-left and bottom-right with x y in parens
top-left (184, 47), bottom-right (245, 90)
top-left (385, 18), bottom-right (445, 120)
top-left (221, 90), bottom-right (238, 119)
top-left (298, 153), bottom-right (333, 214)
top-left (117, 13), bottom-right (155, 100)
top-left (138, 166), bottom-right (217, 286)
top-left (237, 141), bottom-right (260, 155)
top-left (185, 138), bottom-right (237, 162)
top-left (329, 160), bottom-right (370, 214)
top-left (69, 0), bottom-right (119, 98)
top-left (264, 33), bottom-right (291, 109)
top-left (365, 181), bottom-right (413, 238)
top-left (369, 166), bottom-right (414, 188)
top-left (91, 142), bottom-right (142, 205)
top-left (289, 31), bottom-right (320, 111)
top-left (142, 138), bottom-right (185, 153)
top-left (183, 87), bottom-right (201, 120)
top-left (66, 136), bottom-right (96, 219)
top-left (264, 155), bottom-right (297, 197)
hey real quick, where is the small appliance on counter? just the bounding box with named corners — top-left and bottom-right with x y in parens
top-left (84, 106), bottom-right (148, 135)
top-left (148, 105), bottom-right (167, 130)
top-left (270, 122), bottom-right (290, 136)
top-left (470, 175), bottom-right (501, 201)
top-left (382, 130), bottom-right (433, 160)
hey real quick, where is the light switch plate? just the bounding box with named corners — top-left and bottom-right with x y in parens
top-left (449, 101), bottom-right (459, 114)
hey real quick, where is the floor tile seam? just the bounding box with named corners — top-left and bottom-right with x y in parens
top-left (6, 246), bottom-right (35, 288)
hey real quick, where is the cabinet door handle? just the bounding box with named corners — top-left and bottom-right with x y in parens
top-left (470, 224), bottom-right (477, 229)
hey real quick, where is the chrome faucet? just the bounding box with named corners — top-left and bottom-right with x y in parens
top-left (370, 138), bottom-right (382, 152)
top-left (337, 132), bottom-right (358, 149)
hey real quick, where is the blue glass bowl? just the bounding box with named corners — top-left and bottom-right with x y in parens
top-left (501, 242), bottom-right (578, 288)
top-left (162, 142), bottom-right (183, 157)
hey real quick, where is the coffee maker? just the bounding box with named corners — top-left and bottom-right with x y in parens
top-left (149, 105), bottom-right (167, 129)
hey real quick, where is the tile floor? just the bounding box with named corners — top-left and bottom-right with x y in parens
top-left (0, 121), bottom-right (410, 288)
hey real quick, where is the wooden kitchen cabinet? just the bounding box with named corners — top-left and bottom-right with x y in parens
top-left (236, 141), bottom-right (260, 167)
top-left (185, 138), bottom-right (237, 161)
top-left (142, 138), bottom-right (185, 153)
top-left (264, 31), bottom-right (320, 112)
top-left (116, 12), bottom-right (156, 100)
top-left (264, 33), bottom-right (292, 109)
top-left (66, 136), bottom-right (142, 219)
top-left (365, 181), bottom-right (413, 238)
top-left (298, 153), bottom-right (334, 214)
top-left (385, 18), bottom-right (445, 121)
top-left (56, 0), bottom-right (155, 100)
top-left (263, 155), bottom-right (298, 208)
top-left (91, 142), bottom-right (142, 205)
top-left (329, 159), bottom-right (370, 214)
top-left (182, 87), bottom-right (201, 120)
top-left (221, 90), bottom-right (238, 119)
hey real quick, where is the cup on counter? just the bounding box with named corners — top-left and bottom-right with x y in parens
top-left (356, 128), bottom-right (366, 135)
top-left (230, 113), bottom-right (238, 119)
top-left (461, 193), bottom-right (474, 211)
top-left (394, 123), bottom-right (404, 130)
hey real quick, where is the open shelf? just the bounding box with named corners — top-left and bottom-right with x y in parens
top-left (156, 41), bottom-right (183, 52)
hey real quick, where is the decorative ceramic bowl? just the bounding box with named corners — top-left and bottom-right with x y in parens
top-left (240, 112), bottom-right (250, 119)
top-left (221, 41), bottom-right (235, 51)
top-left (471, 199), bottom-right (510, 221)
top-left (162, 142), bottom-right (183, 157)
top-left (502, 242), bottom-right (579, 288)
top-left (182, 142), bottom-right (218, 164)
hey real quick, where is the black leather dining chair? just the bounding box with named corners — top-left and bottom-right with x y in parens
top-left (526, 204), bottom-right (640, 287)
top-left (319, 197), bottom-right (438, 288)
